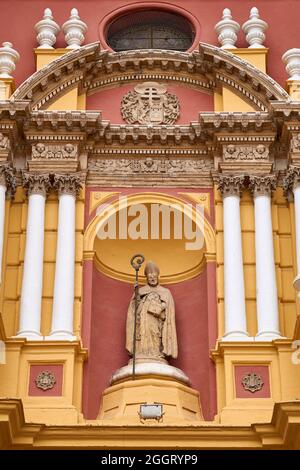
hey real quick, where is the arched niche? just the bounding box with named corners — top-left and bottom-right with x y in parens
top-left (81, 193), bottom-right (217, 421)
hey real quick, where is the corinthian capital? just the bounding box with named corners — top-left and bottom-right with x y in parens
top-left (53, 174), bottom-right (82, 197)
top-left (249, 175), bottom-right (277, 198)
top-left (22, 172), bottom-right (51, 197)
top-left (283, 166), bottom-right (300, 195)
top-left (0, 164), bottom-right (16, 199)
top-left (217, 174), bottom-right (246, 198)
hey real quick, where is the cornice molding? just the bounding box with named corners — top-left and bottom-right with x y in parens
top-left (10, 42), bottom-right (289, 113)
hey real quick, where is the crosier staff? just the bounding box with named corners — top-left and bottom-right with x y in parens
top-left (130, 254), bottom-right (145, 380)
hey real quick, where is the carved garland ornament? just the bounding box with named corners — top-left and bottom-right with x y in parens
top-left (241, 372), bottom-right (264, 393)
top-left (35, 371), bottom-right (56, 391)
top-left (121, 82), bottom-right (180, 125)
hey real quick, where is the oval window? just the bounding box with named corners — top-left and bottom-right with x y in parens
top-left (107, 10), bottom-right (194, 52)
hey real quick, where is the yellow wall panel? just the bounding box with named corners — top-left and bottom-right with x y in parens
top-left (282, 303), bottom-right (297, 338)
top-left (281, 268), bottom-right (297, 302)
top-left (216, 231), bottom-right (223, 264)
top-left (277, 206), bottom-right (292, 234)
top-left (8, 204), bottom-right (22, 233)
top-left (2, 301), bottom-right (17, 338)
top-left (245, 300), bottom-right (257, 337)
top-left (242, 232), bottom-right (255, 264)
top-left (75, 233), bottom-right (83, 262)
top-left (279, 236), bottom-right (294, 267)
top-left (73, 299), bottom-right (82, 337)
top-left (42, 262), bottom-right (55, 297)
top-left (75, 263), bottom-right (82, 299)
top-left (240, 203), bottom-right (255, 231)
top-left (244, 265), bottom-right (256, 300)
top-left (6, 235), bottom-right (21, 265)
top-left (216, 265), bottom-right (224, 299)
top-left (215, 204), bottom-right (223, 232)
top-left (41, 298), bottom-right (53, 337)
top-left (217, 300), bottom-right (224, 339)
top-left (43, 232), bottom-right (57, 262)
top-left (76, 200), bottom-right (85, 231)
top-left (45, 201), bottom-right (58, 230)
top-left (4, 267), bottom-right (19, 299)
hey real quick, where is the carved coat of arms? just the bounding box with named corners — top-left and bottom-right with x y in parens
top-left (121, 82), bottom-right (180, 125)
top-left (241, 372), bottom-right (264, 393)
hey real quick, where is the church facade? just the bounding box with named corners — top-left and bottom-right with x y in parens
top-left (1, 0), bottom-right (300, 449)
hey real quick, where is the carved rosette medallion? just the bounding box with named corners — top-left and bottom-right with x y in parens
top-left (121, 82), bottom-right (180, 125)
top-left (32, 143), bottom-right (78, 160)
top-left (223, 144), bottom-right (269, 161)
top-left (22, 172), bottom-right (51, 197)
top-left (241, 372), bottom-right (264, 393)
top-left (53, 174), bottom-right (82, 196)
top-left (217, 175), bottom-right (246, 198)
top-left (249, 175), bottom-right (277, 198)
top-left (35, 371), bottom-right (56, 391)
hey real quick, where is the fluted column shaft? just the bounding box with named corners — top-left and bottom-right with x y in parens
top-left (218, 175), bottom-right (249, 341)
top-left (250, 175), bottom-right (282, 340)
top-left (17, 174), bottom-right (50, 340)
top-left (47, 174), bottom-right (81, 340)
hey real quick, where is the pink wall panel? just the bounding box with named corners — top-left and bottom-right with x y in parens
top-left (1, 1), bottom-right (299, 89)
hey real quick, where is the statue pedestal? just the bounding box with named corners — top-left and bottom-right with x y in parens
top-left (98, 364), bottom-right (203, 424)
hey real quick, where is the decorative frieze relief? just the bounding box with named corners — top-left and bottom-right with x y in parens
top-left (32, 143), bottom-right (78, 160)
top-left (121, 82), bottom-right (180, 125)
top-left (22, 172), bottom-right (51, 197)
top-left (249, 174), bottom-right (277, 197)
top-left (217, 174), bottom-right (246, 197)
top-left (223, 144), bottom-right (269, 161)
top-left (53, 173), bottom-right (82, 196)
top-left (88, 157), bottom-right (213, 175)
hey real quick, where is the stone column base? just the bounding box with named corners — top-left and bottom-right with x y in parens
top-left (97, 376), bottom-right (203, 425)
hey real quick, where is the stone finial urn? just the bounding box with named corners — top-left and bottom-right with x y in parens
top-left (215, 8), bottom-right (240, 49)
top-left (62, 8), bottom-right (87, 49)
top-left (0, 42), bottom-right (20, 78)
top-left (282, 49), bottom-right (300, 81)
top-left (34, 8), bottom-right (60, 49)
top-left (242, 7), bottom-right (268, 48)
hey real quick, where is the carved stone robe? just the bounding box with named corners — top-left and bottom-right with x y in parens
top-left (126, 284), bottom-right (178, 360)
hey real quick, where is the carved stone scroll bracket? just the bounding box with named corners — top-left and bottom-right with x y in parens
top-left (249, 174), bottom-right (277, 198)
top-left (53, 173), bottom-right (82, 197)
top-left (22, 172), bottom-right (52, 197)
top-left (217, 174), bottom-right (246, 198)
